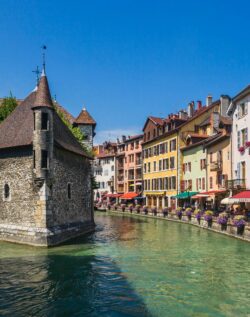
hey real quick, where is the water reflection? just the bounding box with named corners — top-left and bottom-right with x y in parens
top-left (0, 212), bottom-right (249, 317)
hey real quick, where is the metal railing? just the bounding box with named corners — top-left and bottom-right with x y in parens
top-left (226, 179), bottom-right (246, 190)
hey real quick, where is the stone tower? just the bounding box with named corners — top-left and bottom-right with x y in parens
top-left (74, 107), bottom-right (96, 149)
top-left (32, 69), bottom-right (54, 183)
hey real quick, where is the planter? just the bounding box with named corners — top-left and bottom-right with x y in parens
top-left (237, 225), bottom-right (245, 235)
top-left (221, 223), bottom-right (227, 231)
top-left (239, 146), bottom-right (245, 153)
top-left (122, 207), bottom-right (125, 212)
top-left (197, 218), bottom-right (201, 225)
top-left (136, 208), bottom-right (141, 214)
top-left (178, 214), bottom-right (182, 220)
top-left (163, 211), bottom-right (168, 218)
top-left (144, 210), bottom-right (148, 215)
top-left (207, 219), bottom-right (212, 228)
top-left (188, 215), bottom-right (192, 221)
top-left (107, 205), bottom-right (111, 210)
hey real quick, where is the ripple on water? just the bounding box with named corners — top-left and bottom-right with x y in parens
top-left (0, 212), bottom-right (249, 317)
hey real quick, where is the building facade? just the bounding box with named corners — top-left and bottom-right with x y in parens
top-left (93, 142), bottom-right (117, 201)
top-left (142, 115), bottom-right (186, 209)
top-left (227, 85), bottom-right (250, 191)
top-left (115, 135), bottom-right (143, 195)
top-left (0, 70), bottom-right (94, 246)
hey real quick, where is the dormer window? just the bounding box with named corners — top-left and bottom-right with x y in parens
top-left (41, 112), bottom-right (49, 130)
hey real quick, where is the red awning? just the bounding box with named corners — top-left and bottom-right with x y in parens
top-left (120, 192), bottom-right (138, 199)
top-left (230, 190), bottom-right (250, 202)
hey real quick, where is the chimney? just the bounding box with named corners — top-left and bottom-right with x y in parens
top-left (210, 112), bottom-right (220, 134)
top-left (220, 95), bottom-right (231, 117)
top-left (197, 100), bottom-right (202, 110)
top-left (206, 95), bottom-right (213, 107)
top-left (178, 110), bottom-right (188, 120)
top-left (122, 135), bottom-right (126, 143)
top-left (187, 102), bottom-right (195, 117)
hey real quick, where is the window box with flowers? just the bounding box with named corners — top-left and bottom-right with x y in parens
top-left (135, 204), bottom-right (141, 213)
top-left (239, 146), bottom-right (245, 153)
top-left (245, 141), bottom-right (250, 147)
top-left (121, 204), bottom-right (126, 212)
top-left (143, 206), bottom-right (148, 215)
top-left (162, 208), bottom-right (169, 217)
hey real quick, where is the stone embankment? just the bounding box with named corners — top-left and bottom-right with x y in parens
top-left (105, 208), bottom-right (250, 242)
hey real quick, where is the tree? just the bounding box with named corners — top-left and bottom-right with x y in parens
top-left (0, 93), bottom-right (18, 123)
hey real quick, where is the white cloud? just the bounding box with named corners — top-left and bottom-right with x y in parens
top-left (94, 128), bottom-right (141, 145)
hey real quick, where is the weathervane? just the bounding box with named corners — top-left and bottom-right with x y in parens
top-left (41, 45), bottom-right (47, 72)
top-left (32, 66), bottom-right (41, 85)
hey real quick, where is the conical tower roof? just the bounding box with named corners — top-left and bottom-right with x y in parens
top-left (75, 107), bottom-right (96, 125)
top-left (32, 70), bottom-right (53, 109)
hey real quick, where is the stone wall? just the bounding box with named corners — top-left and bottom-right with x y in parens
top-left (48, 147), bottom-right (93, 227)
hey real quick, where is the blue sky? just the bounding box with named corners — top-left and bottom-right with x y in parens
top-left (1, 0), bottom-right (250, 143)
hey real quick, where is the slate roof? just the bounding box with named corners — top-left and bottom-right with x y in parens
top-left (32, 74), bottom-right (53, 109)
top-left (0, 75), bottom-right (91, 158)
top-left (75, 108), bottom-right (96, 125)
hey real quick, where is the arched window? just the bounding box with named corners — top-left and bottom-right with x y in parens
top-left (67, 183), bottom-right (72, 199)
top-left (4, 184), bottom-right (10, 200)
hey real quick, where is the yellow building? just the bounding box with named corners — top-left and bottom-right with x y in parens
top-left (142, 115), bottom-right (186, 209)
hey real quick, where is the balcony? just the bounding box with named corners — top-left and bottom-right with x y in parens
top-left (210, 161), bottom-right (222, 171)
top-left (226, 179), bottom-right (246, 190)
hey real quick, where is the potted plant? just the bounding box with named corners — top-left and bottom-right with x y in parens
top-left (194, 209), bottom-right (201, 224)
top-left (128, 204), bottom-right (133, 213)
top-left (143, 206), bottom-right (148, 215)
top-left (233, 215), bottom-right (246, 235)
top-left (121, 204), bottom-right (126, 212)
top-left (135, 204), bottom-right (141, 213)
top-left (185, 208), bottom-right (192, 221)
top-left (176, 207), bottom-right (183, 220)
top-left (114, 204), bottom-right (118, 210)
top-left (162, 208), bottom-right (169, 217)
top-left (151, 207), bottom-right (157, 216)
top-left (107, 203), bottom-right (111, 210)
top-left (217, 212), bottom-right (228, 231)
top-left (245, 141), bottom-right (250, 147)
top-left (204, 210), bottom-right (213, 228)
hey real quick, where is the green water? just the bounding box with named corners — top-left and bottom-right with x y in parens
top-left (0, 212), bottom-right (249, 317)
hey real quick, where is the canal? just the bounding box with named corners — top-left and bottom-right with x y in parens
top-left (0, 212), bottom-right (249, 317)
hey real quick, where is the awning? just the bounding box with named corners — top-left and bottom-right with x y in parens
top-left (174, 192), bottom-right (198, 199)
top-left (200, 190), bottom-right (226, 195)
top-left (120, 192), bottom-right (138, 200)
top-left (221, 197), bottom-right (237, 204)
top-left (104, 193), bottom-right (122, 198)
top-left (192, 194), bottom-right (210, 199)
top-left (229, 190), bottom-right (250, 203)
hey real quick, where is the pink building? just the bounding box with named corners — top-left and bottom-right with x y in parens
top-left (116, 135), bottom-right (143, 196)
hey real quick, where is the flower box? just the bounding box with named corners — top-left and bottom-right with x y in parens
top-left (239, 146), bottom-right (245, 153)
top-left (245, 141), bottom-right (250, 147)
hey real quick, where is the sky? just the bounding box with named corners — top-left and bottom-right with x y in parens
top-left (1, 0), bottom-right (250, 143)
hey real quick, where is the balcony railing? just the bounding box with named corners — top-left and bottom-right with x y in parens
top-left (226, 179), bottom-right (246, 190)
top-left (210, 161), bottom-right (222, 171)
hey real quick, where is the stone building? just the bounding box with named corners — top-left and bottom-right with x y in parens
top-left (0, 70), bottom-right (95, 246)
top-left (75, 107), bottom-right (96, 149)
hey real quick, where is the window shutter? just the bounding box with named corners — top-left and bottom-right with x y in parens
top-left (245, 128), bottom-right (248, 143)
top-left (245, 102), bottom-right (248, 115)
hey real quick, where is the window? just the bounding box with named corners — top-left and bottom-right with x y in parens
top-left (111, 165), bottom-right (114, 171)
top-left (172, 176), bottom-right (176, 190)
top-left (147, 132), bottom-right (150, 141)
top-left (4, 184), bottom-right (10, 200)
top-left (67, 183), bottom-right (72, 199)
top-left (170, 139), bottom-right (177, 151)
top-left (41, 112), bottom-right (49, 130)
top-left (33, 150), bottom-right (36, 168)
top-left (153, 161), bottom-right (157, 171)
top-left (41, 150), bottom-right (48, 169)
top-left (209, 177), bottom-right (213, 189)
top-left (238, 102), bottom-right (248, 118)
top-left (170, 157), bottom-right (175, 169)
top-left (148, 162), bottom-right (151, 173)
top-left (144, 163), bottom-right (147, 173)
top-left (202, 178), bottom-right (205, 190)
top-left (159, 160), bottom-right (162, 171)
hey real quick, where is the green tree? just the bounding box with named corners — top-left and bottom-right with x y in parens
top-left (0, 93), bottom-right (18, 123)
